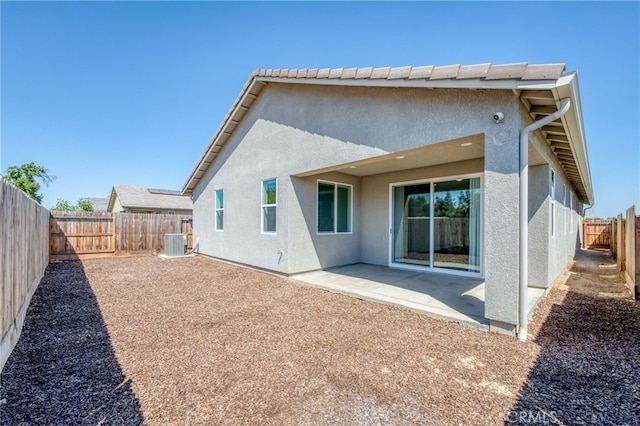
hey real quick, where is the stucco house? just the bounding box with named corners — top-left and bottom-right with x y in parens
top-left (107, 185), bottom-right (193, 215)
top-left (182, 63), bottom-right (593, 339)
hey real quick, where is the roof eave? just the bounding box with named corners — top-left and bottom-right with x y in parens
top-left (182, 76), bottom-right (267, 194)
top-left (107, 186), bottom-right (117, 212)
top-left (183, 66), bottom-right (593, 206)
top-left (181, 75), bottom-right (559, 195)
top-left (553, 71), bottom-right (594, 205)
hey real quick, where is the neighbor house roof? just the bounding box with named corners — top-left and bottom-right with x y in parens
top-left (108, 185), bottom-right (193, 212)
top-left (183, 63), bottom-right (593, 205)
top-left (88, 197), bottom-right (109, 212)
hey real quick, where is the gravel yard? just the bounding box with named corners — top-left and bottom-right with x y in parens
top-left (1, 249), bottom-right (638, 425)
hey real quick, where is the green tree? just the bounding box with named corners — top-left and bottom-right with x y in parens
top-left (51, 198), bottom-right (93, 211)
top-left (76, 198), bottom-right (93, 212)
top-left (1, 162), bottom-right (55, 204)
top-left (51, 199), bottom-right (76, 211)
top-left (435, 192), bottom-right (456, 217)
top-left (455, 190), bottom-right (471, 218)
top-left (407, 195), bottom-right (429, 217)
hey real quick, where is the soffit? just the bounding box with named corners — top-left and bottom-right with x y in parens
top-left (293, 135), bottom-right (484, 178)
top-left (518, 74), bottom-right (592, 203)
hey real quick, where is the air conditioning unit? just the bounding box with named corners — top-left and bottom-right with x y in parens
top-left (164, 233), bottom-right (188, 256)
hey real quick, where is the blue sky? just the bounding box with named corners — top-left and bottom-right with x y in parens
top-left (1, 1), bottom-right (638, 218)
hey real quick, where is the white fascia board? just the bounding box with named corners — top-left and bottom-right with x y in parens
top-left (255, 76), bottom-right (559, 91)
top-left (182, 79), bottom-right (263, 194)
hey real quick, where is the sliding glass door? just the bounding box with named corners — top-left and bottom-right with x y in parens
top-left (393, 184), bottom-right (431, 266)
top-left (392, 176), bottom-right (481, 274)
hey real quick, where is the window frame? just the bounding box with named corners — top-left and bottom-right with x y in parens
top-left (569, 191), bottom-right (574, 233)
top-left (215, 189), bottom-right (224, 232)
top-left (550, 169), bottom-right (556, 238)
top-left (261, 178), bottom-right (277, 234)
top-left (316, 180), bottom-right (353, 235)
top-left (563, 184), bottom-right (567, 235)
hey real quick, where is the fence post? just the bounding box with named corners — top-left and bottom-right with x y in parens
top-left (635, 215), bottom-right (640, 299)
top-left (617, 214), bottom-right (625, 272)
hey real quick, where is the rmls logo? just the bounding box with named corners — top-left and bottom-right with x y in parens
top-left (505, 410), bottom-right (560, 424)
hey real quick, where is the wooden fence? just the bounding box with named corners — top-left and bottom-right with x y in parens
top-left (582, 219), bottom-right (612, 249)
top-left (1, 179), bottom-right (50, 372)
top-left (406, 217), bottom-right (470, 253)
top-left (50, 212), bottom-right (193, 260)
top-left (611, 206), bottom-right (639, 299)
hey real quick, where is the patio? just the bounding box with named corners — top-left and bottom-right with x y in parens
top-left (292, 263), bottom-right (547, 329)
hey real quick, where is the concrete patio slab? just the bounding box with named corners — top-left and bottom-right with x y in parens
top-left (292, 263), bottom-right (547, 330)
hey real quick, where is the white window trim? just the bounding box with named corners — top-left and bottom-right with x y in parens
top-left (316, 180), bottom-right (353, 235)
top-left (261, 178), bottom-right (277, 234)
top-left (563, 184), bottom-right (567, 235)
top-left (215, 188), bottom-right (224, 232)
top-left (387, 172), bottom-right (484, 279)
top-left (550, 169), bottom-right (556, 238)
top-left (570, 191), bottom-right (574, 233)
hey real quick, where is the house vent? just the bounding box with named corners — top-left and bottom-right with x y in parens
top-left (164, 233), bottom-right (188, 256)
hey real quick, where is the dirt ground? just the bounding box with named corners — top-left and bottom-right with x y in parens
top-left (1, 249), bottom-right (638, 425)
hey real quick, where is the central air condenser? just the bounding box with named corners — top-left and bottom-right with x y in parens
top-left (164, 233), bottom-right (188, 256)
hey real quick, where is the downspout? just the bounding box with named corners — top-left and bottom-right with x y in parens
top-left (518, 98), bottom-right (571, 342)
top-left (583, 205), bottom-right (594, 217)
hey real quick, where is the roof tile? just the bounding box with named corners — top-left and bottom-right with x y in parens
top-left (408, 66), bottom-right (433, 80)
top-left (430, 64), bottom-right (461, 80)
top-left (485, 63), bottom-right (528, 80)
top-left (316, 68), bottom-right (331, 79)
top-left (388, 66), bottom-right (412, 80)
top-left (341, 68), bottom-right (358, 79)
top-left (456, 63), bottom-right (491, 79)
top-left (370, 67), bottom-right (391, 79)
top-left (328, 68), bottom-right (344, 79)
top-left (254, 62), bottom-right (565, 84)
top-left (355, 67), bottom-right (373, 79)
top-left (522, 64), bottom-right (566, 80)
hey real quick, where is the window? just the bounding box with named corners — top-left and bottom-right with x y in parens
top-left (392, 175), bottom-right (482, 274)
top-left (570, 191), bottom-right (574, 233)
top-left (563, 184), bottom-right (567, 235)
top-left (550, 170), bottom-right (556, 237)
top-left (262, 179), bottom-right (277, 233)
top-left (317, 181), bottom-right (352, 233)
top-left (167, 211), bottom-right (176, 215)
top-left (215, 189), bottom-right (224, 231)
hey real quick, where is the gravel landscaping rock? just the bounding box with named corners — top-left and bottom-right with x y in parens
top-left (1, 249), bottom-right (638, 425)
top-left (509, 249), bottom-right (640, 425)
top-left (0, 261), bottom-right (143, 425)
